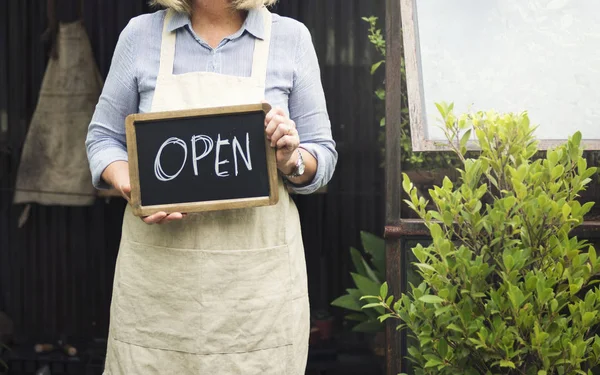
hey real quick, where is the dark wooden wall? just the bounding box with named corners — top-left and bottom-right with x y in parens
top-left (0, 0), bottom-right (386, 340)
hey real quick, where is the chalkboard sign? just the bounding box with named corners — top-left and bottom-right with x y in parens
top-left (402, 0), bottom-right (600, 151)
top-left (125, 103), bottom-right (279, 217)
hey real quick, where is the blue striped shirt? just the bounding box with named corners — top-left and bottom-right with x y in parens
top-left (86, 8), bottom-right (337, 194)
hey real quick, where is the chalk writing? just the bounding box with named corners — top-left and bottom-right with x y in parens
top-left (191, 135), bottom-right (214, 176)
top-left (215, 134), bottom-right (230, 178)
top-left (154, 137), bottom-right (188, 182)
top-left (154, 133), bottom-right (253, 181)
top-left (232, 133), bottom-right (253, 176)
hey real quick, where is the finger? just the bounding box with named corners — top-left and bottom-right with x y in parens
top-left (143, 212), bottom-right (167, 224)
top-left (163, 212), bottom-right (184, 222)
top-left (276, 134), bottom-right (300, 151)
top-left (264, 107), bottom-right (287, 126)
top-left (265, 115), bottom-right (289, 139)
top-left (271, 123), bottom-right (296, 147)
top-left (120, 184), bottom-right (132, 202)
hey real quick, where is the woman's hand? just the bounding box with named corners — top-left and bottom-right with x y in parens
top-left (264, 107), bottom-right (300, 175)
top-left (101, 161), bottom-right (186, 225)
top-left (102, 161), bottom-right (133, 201)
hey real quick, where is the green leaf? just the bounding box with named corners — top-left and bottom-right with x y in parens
top-left (378, 313), bottom-right (394, 323)
top-left (435, 102), bottom-right (447, 119)
top-left (459, 129), bottom-right (473, 152)
top-left (419, 295), bottom-right (445, 304)
top-left (350, 247), bottom-right (367, 276)
top-left (569, 279), bottom-right (583, 295)
top-left (415, 263), bottom-right (436, 273)
top-left (361, 258), bottom-right (382, 283)
top-left (348, 289), bottom-right (370, 307)
top-left (361, 231), bottom-right (385, 275)
top-left (359, 295), bottom-right (380, 301)
top-left (447, 323), bottom-right (463, 333)
top-left (352, 321), bottom-right (383, 333)
top-left (438, 338), bottom-right (448, 359)
top-left (499, 360), bottom-right (515, 369)
top-left (589, 246), bottom-right (597, 267)
top-left (582, 311), bottom-right (597, 327)
top-left (386, 295), bottom-right (394, 307)
top-left (331, 294), bottom-right (362, 312)
top-left (424, 357), bottom-right (443, 368)
top-left (429, 223), bottom-right (443, 239)
top-left (371, 60), bottom-right (385, 75)
top-left (351, 273), bottom-right (381, 297)
top-left (434, 305), bottom-right (452, 316)
top-left (402, 173), bottom-right (413, 194)
top-left (507, 284), bottom-right (526, 309)
top-left (503, 254), bottom-right (515, 271)
top-left (345, 313), bottom-right (367, 322)
top-left (380, 282), bottom-right (388, 299)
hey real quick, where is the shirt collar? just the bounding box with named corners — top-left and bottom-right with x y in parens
top-left (166, 8), bottom-right (266, 40)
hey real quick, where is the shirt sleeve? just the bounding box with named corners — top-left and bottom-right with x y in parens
top-left (85, 19), bottom-right (140, 189)
top-left (287, 24), bottom-right (338, 194)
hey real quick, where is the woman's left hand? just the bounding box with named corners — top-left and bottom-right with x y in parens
top-left (264, 107), bottom-right (301, 175)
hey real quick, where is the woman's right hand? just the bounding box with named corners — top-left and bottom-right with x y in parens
top-left (102, 161), bottom-right (186, 225)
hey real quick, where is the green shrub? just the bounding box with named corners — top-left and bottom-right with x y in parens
top-left (363, 103), bottom-right (600, 374)
top-left (331, 231), bottom-right (386, 333)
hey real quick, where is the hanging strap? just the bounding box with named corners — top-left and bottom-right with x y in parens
top-left (78, 0), bottom-right (85, 25)
top-left (42, 0), bottom-right (59, 59)
top-left (42, 0), bottom-right (85, 59)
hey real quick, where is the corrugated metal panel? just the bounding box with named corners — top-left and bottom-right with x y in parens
top-left (273, 0), bottom-right (386, 310)
top-left (0, 0), bottom-right (386, 340)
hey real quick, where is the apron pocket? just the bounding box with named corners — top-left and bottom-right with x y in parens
top-left (111, 241), bottom-right (293, 354)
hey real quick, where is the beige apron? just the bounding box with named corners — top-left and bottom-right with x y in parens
top-left (104, 8), bottom-right (310, 375)
top-left (14, 20), bottom-right (102, 206)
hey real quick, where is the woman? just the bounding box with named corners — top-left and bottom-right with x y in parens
top-left (85, 0), bottom-right (337, 373)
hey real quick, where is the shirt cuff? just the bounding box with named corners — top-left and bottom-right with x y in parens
top-left (90, 148), bottom-right (129, 190)
top-left (286, 144), bottom-right (330, 195)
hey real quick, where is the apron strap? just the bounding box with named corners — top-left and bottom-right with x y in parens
top-left (158, 9), bottom-right (177, 78)
top-left (250, 7), bottom-right (273, 84)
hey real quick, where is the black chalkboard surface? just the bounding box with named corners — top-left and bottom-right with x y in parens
top-left (125, 103), bottom-right (279, 216)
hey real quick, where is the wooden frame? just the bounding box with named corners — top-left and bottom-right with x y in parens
top-left (388, 3), bottom-right (600, 373)
top-left (401, 0), bottom-right (600, 152)
top-left (385, 0), bottom-right (405, 374)
top-left (125, 103), bottom-right (279, 217)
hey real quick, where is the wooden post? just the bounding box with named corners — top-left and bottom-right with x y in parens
top-left (385, 0), bottom-right (405, 374)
